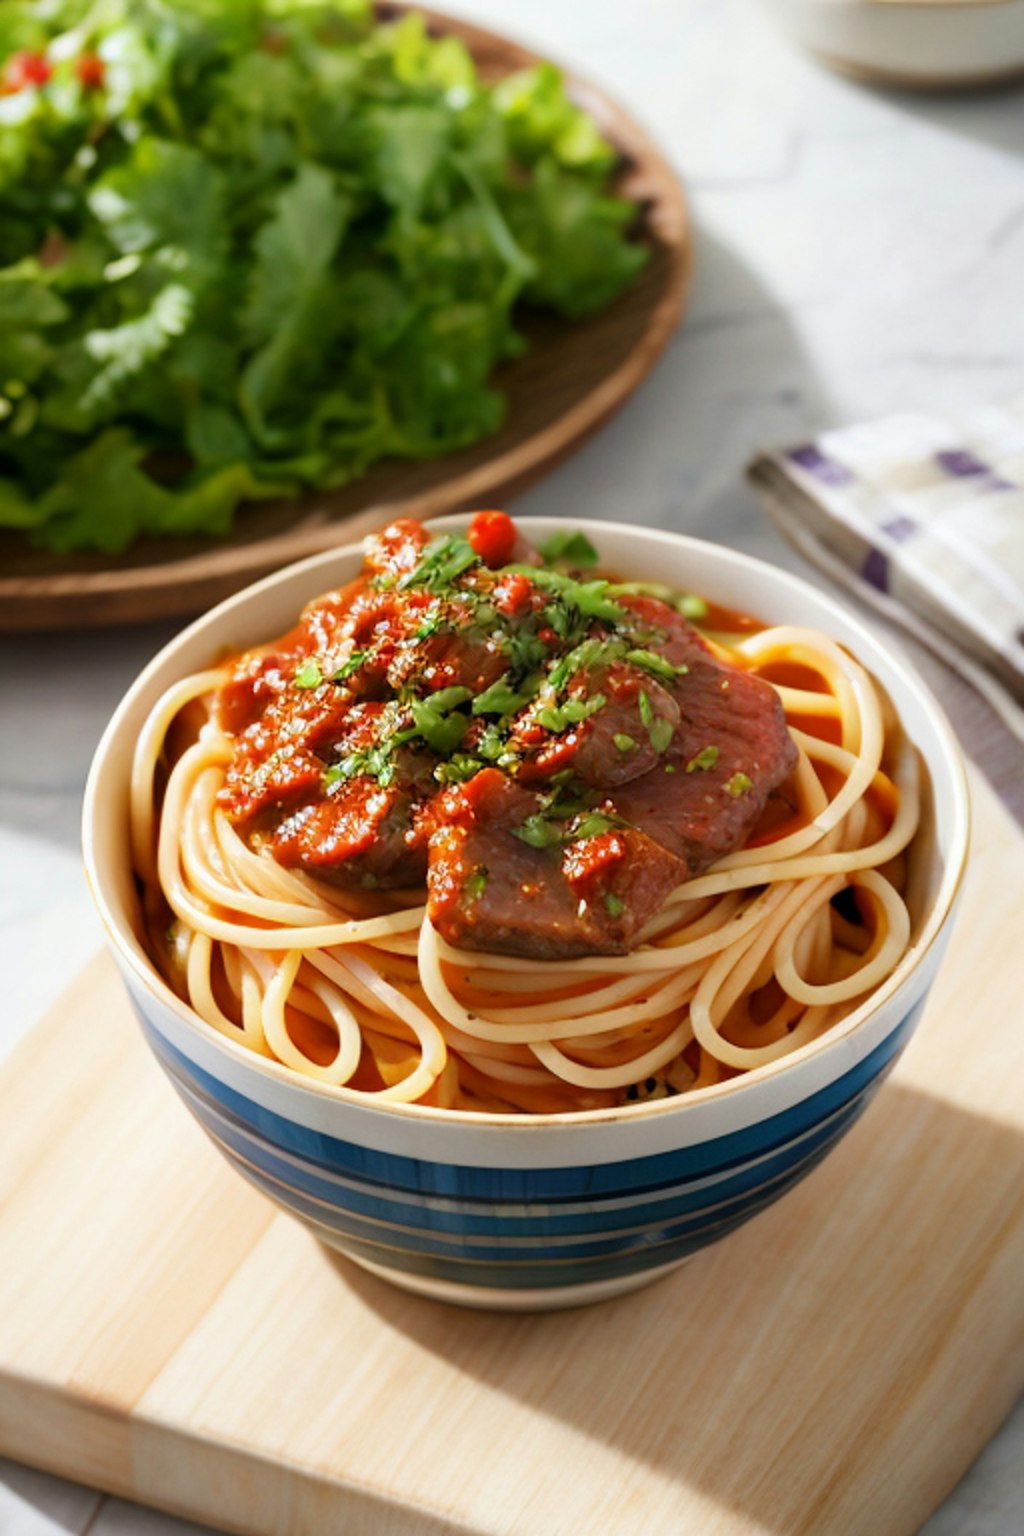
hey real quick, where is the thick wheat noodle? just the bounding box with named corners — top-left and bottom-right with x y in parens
top-left (135, 621), bottom-right (920, 1109)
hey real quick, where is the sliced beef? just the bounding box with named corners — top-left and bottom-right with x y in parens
top-left (219, 686), bottom-right (353, 823)
top-left (386, 627), bottom-right (507, 696)
top-left (215, 644), bottom-right (300, 736)
top-left (273, 778), bottom-right (427, 888)
top-left (516, 662), bottom-right (680, 789)
top-left (611, 595), bottom-right (798, 870)
top-left (213, 519), bottom-right (800, 953)
top-left (425, 769), bottom-right (686, 959)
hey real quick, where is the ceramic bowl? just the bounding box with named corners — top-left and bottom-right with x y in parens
top-left (760, 0), bottom-right (1024, 90)
top-left (83, 519), bottom-right (969, 1311)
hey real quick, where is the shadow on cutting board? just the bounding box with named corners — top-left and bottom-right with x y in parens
top-left (321, 1076), bottom-right (1024, 1536)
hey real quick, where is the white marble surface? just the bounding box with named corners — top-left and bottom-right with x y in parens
top-left (1, 0), bottom-right (1023, 1530)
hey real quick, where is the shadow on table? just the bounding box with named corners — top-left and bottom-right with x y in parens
top-left (495, 223), bottom-right (837, 553)
top-left (844, 74), bottom-right (1024, 162)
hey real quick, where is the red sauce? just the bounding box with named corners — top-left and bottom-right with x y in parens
top-left (211, 515), bottom-right (799, 959)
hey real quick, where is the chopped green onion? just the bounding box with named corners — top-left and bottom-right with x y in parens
top-left (397, 534), bottom-right (479, 593)
top-left (414, 607), bottom-right (445, 639)
top-left (686, 745), bottom-right (719, 774)
top-left (613, 732), bottom-right (636, 753)
top-left (626, 648), bottom-right (688, 682)
top-left (465, 868), bottom-right (489, 901)
top-left (536, 693), bottom-right (605, 733)
top-left (678, 594), bottom-right (708, 620)
top-left (430, 685), bottom-right (474, 712)
top-left (513, 815), bottom-right (563, 849)
top-left (411, 688), bottom-right (472, 753)
top-left (472, 676), bottom-right (530, 717)
top-left (638, 691), bottom-right (654, 729)
top-left (330, 650), bottom-right (370, 683)
top-left (293, 658), bottom-right (323, 689)
top-left (572, 811), bottom-right (627, 840)
top-left (648, 717), bottom-right (674, 755)
top-left (724, 771), bottom-right (754, 797)
top-left (434, 754), bottom-right (484, 785)
top-left (509, 566), bottom-right (626, 625)
top-left (604, 892), bottom-right (626, 918)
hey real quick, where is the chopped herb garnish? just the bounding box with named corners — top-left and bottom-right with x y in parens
top-left (604, 892), bottom-right (626, 918)
top-left (511, 566), bottom-right (626, 626)
top-left (473, 676), bottom-right (532, 718)
top-left (502, 626), bottom-right (549, 675)
top-left (678, 594), bottom-right (708, 620)
top-left (436, 754), bottom-right (485, 785)
top-left (664, 763), bottom-right (676, 774)
top-left (475, 723), bottom-right (507, 761)
top-left (626, 648), bottom-right (689, 682)
top-left (571, 811), bottom-right (629, 840)
top-left (411, 688), bottom-right (472, 754)
top-left (540, 530), bottom-right (600, 569)
top-left (293, 659), bottom-right (323, 689)
top-left (648, 717), bottom-right (674, 755)
top-left (535, 693), bottom-right (606, 733)
top-left (465, 868), bottom-right (489, 901)
top-left (547, 636), bottom-right (623, 693)
top-left (686, 745), bottom-right (719, 774)
top-left (397, 534), bottom-right (479, 593)
top-left (613, 732), bottom-right (636, 753)
top-left (542, 602), bottom-right (573, 639)
top-left (724, 771), bottom-right (754, 797)
top-left (513, 815), bottom-right (564, 849)
top-left (324, 726), bottom-right (417, 791)
top-left (330, 650), bottom-right (370, 683)
top-left (414, 606), bottom-right (446, 639)
top-left (637, 689), bottom-right (672, 753)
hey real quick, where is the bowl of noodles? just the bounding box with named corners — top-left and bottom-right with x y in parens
top-left (83, 514), bottom-right (969, 1310)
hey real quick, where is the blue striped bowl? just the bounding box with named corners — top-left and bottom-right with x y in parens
top-left (83, 520), bottom-right (969, 1309)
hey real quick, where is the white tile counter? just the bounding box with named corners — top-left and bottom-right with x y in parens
top-left (2, 0), bottom-right (1022, 1530)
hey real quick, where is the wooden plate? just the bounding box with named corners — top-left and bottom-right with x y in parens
top-left (0, 5), bottom-right (692, 632)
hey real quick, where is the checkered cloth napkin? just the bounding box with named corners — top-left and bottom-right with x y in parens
top-left (748, 397), bottom-right (1024, 743)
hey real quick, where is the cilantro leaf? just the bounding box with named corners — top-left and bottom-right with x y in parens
top-left (540, 529), bottom-right (600, 568)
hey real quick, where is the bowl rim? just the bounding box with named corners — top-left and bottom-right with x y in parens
top-left (82, 516), bottom-right (971, 1130)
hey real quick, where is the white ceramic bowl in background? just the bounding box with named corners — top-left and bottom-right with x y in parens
top-left (83, 519), bottom-right (969, 1310)
top-left (760, 0), bottom-right (1024, 90)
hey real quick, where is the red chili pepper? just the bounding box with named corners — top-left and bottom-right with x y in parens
top-left (493, 571), bottom-right (533, 617)
top-left (2, 51), bottom-right (53, 94)
top-left (74, 52), bottom-right (105, 89)
top-left (467, 510), bottom-right (517, 569)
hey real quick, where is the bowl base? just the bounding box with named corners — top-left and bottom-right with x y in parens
top-left (337, 1248), bottom-right (693, 1311)
top-left (814, 47), bottom-right (1024, 94)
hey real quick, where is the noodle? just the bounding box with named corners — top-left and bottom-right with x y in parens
top-left (132, 620), bottom-right (921, 1114)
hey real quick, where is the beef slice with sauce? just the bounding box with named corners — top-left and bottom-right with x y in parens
top-left (426, 769), bottom-right (687, 959)
top-left (610, 594), bottom-right (798, 868)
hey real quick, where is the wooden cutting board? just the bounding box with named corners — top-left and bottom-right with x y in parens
top-left (1, 764), bottom-right (1023, 1536)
